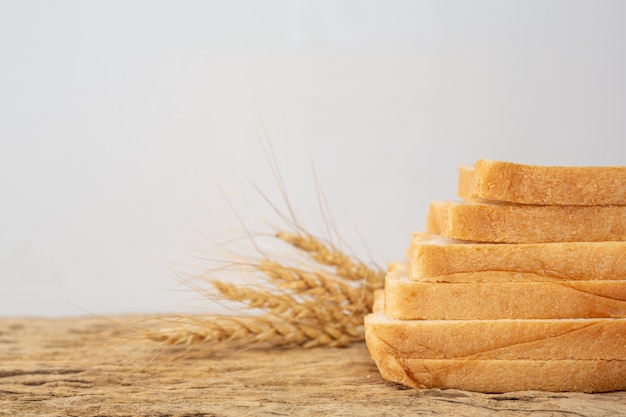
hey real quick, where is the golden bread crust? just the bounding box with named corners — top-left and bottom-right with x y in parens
top-left (409, 232), bottom-right (626, 280)
top-left (459, 159), bottom-right (626, 205)
top-left (427, 201), bottom-right (626, 243)
top-left (385, 267), bottom-right (626, 319)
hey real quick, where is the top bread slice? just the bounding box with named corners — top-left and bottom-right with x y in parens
top-left (459, 159), bottom-right (626, 205)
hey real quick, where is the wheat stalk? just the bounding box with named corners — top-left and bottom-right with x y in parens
top-left (146, 127), bottom-right (385, 351)
top-left (257, 259), bottom-right (371, 313)
top-left (147, 230), bottom-right (384, 350)
top-left (276, 231), bottom-right (385, 290)
top-left (145, 315), bottom-right (358, 348)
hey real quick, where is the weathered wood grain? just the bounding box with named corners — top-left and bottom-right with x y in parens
top-left (1, 316), bottom-right (625, 417)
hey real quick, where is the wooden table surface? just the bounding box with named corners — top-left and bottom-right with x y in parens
top-left (1, 315), bottom-right (625, 417)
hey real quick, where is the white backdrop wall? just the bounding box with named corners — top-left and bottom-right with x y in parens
top-left (1, 1), bottom-right (625, 316)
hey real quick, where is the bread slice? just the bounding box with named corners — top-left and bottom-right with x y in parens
top-left (364, 313), bottom-right (626, 391)
top-left (427, 201), bottom-right (626, 243)
top-left (410, 232), bottom-right (626, 281)
top-left (458, 159), bottom-right (626, 205)
top-left (366, 344), bottom-right (626, 392)
top-left (385, 265), bottom-right (626, 319)
top-left (365, 313), bottom-right (626, 360)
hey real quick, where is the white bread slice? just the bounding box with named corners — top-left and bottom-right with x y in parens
top-left (366, 344), bottom-right (626, 392)
top-left (365, 313), bottom-right (626, 360)
top-left (409, 232), bottom-right (626, 281)
top-left (427, 201), bottom-right (626, 243)
top-left (458, 159), bottom-right (626, 205)
top-left (364, 313), bottom-right (626, 391)
top-left (385, 265), bottom-right (626, 319)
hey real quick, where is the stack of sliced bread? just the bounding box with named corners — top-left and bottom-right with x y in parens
top-left (365, 159), bottom-right (626, 392)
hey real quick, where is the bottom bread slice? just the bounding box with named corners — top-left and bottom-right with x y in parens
top-left (365, 312), bottom-right (626, 392)
top-left (367, 335), bottom-right (626, 392)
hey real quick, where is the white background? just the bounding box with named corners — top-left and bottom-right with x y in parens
top-left (1, 1), bottom-right (625, 317)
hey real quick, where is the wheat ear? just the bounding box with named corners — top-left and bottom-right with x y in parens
top-left (276, 231), bottom-right (385, 292)
top-left (146, 314), bottom-right (362, 349)
top-left (257, 259), bottom-right (371, 316)
top-left (148, 230), bottom-right (383, 350)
